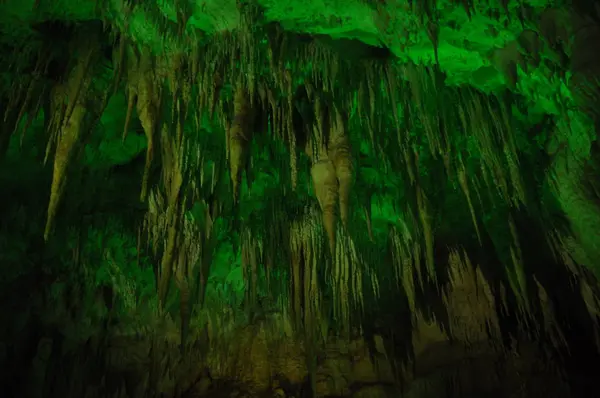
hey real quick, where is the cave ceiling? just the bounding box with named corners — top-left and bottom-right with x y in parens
top-left (0, 0), bottom-right (573, 93)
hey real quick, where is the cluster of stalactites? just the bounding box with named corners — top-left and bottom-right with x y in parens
top-left (389, 222), bottom-right (421, 315)
top-left (356, 61), bottom-right (537, 284)
top-left (32, 11), bottom-right (579, 332)
top-left (289, 204), bottom-right (325, 335)
top-left (241, 227), bottom-right (262, 311)
top-left (545, 229), bottom-right (600, 350)
top-left (388, 226), bottom-right (580, 353)
top-left (286, 202), bottom-right (373, 338)
top-left (116, 37), bottom-right (538, 306)
top-left (304, 95), bottom-right (355, 256)
top-left (144, 129), bottom-right (222, 350)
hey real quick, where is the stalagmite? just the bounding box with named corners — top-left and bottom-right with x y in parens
top-left (228, 85), bottom-right (253, 203)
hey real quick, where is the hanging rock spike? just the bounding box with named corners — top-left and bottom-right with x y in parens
top-left (45, 38), bottom-right (104, 240)
top-left (229, 85), bottom-right (254, 204)
top-left (329, 103), bottom-right (354, 229)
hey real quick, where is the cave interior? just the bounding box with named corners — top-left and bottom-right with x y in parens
top-left (1, 0), bottom-right (600, 397)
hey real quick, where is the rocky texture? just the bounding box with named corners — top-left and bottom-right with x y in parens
top-left (1, 0), bottom-right (600, 397)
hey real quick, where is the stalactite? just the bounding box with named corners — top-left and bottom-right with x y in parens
top-left (284, 70), bottom-right (298, 190)
top-left (366, 65), bottom-right (377, 151)
top-left (13, 54), bottom-right (45, 143)
top-left (19, 85), bottom-right (44, 148)
top-left (228, 85), bottom-right (254, 203)
top-left (311, 158), bottom-right (338, 256)
top-left (197, 57), bottom-right (207, 118)
top-left (402, 144), bottom-right (416, 185)
top-left (364, 199), bottom-right (374, 242)
top-left (250, 235), bottom-right (260, 311)
top-left (266, 87), bottom-right (278, 139)
top-left (134, 52), bottom-right (163, 202)
top-left (44, 39), bottom-right (105, 240)
top-left (122, 81), bottom-right (135, 142)
top-left (241, 229), bottom-right (250, 308)
top-left (534, 277), bottom-right (567, 348)
top-left (406, 66), bottom-right (440, 157)
top-left (507, 216), bottom-right (529, 312)
top-left (487, 95), bottom-right (526, 206)
top-left (460, 91), bottom-right (514, 204)
top-left (154, 125), bottom-right (185, 308)
top-left (416, 186), bottom-right (435, 282)
top-left (385, 64), bottom-right (403, 158)
top-left (302, 238), bottom-right (312, 332)
top-left (304, 90), bottom-right (338, 256)
top-left (0, 97), bottom-right (22, 159)
top-left (176, 241), bottom-right (191, 353)
top-left (210, 71), bottom-right (223, 120)
top-left (167, 53), bottom-right (183, 120)
top-left (390, 225), bottom-right (416, 316)
top-left (580, 276), bottom-right (600, 350)
top-left (265, 239), bottom-right (273, 297)
top-left (333, 231), bottom-right (350, 332)
top-left (457, 157), bottom-right (482, 245)
top-left (45, 90), bottom-right (85, 240)
top-left (329, 103), bottom-right (353, 229)
top-left (330, 55), bottom-right (339, 96)
top-left (444, 249), bottom-right (500, 343)
top-left (302, 205), bottom-right (325, 336)
top-left (290, 217), bottom-right (304, 329)
top-left (198, 200), bottom-right (217, 310)
top-left (111, 33), bottom-right (127, 94)
top-left (285, 205), bottom-right (328, 394)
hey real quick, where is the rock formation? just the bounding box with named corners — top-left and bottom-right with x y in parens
top-left (0, 0), bottom-right (600, 397)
